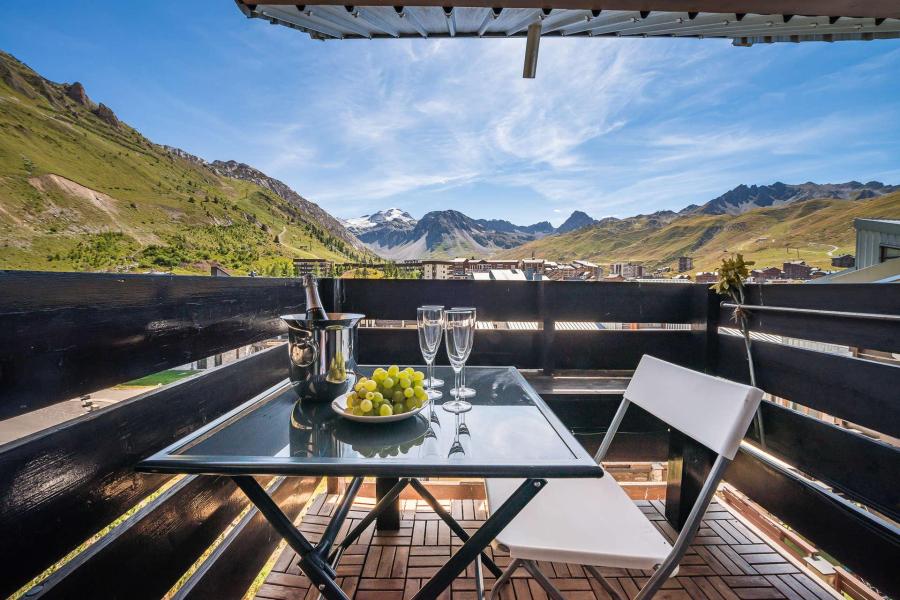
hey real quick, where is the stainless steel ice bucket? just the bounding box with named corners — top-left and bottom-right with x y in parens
top-left (281, 312), bottom-right (364, 402)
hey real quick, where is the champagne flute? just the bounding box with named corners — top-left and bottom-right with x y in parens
top-left (417, 306), bottom-right (444, 400)
top-left (449, 307), bottom-right (476, 399)
top-left (443, 309), bottom-right (475, 414)
top-left (420, 305), bottom-right (445, 389)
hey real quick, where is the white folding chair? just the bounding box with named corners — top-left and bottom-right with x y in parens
top-left (487, 355), bottom-right (763, 600)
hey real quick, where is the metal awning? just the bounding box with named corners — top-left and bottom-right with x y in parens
top-left (235, 1), bottom-right (900, 44)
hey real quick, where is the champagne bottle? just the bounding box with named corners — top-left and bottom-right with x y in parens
top-left (302, 274), bottom-right (328, 321)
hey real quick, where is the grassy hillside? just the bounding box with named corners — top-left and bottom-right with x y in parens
top-left (498, 193), bottom-right (900, 273)
top-left (0, 51), bottom-right (362, 274)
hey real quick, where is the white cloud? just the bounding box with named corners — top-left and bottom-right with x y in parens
top-left (214, 33), bottom-right (900, 222)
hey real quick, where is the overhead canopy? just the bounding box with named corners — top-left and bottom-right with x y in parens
top-left (235, 1), bottom-right (900, 44)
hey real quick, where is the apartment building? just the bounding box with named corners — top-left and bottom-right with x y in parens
top-left (611, 262), bottom-right (644, 279)
top-left (422, 260), bottom-right (455, 280)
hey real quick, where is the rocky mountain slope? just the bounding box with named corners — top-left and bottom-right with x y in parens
top-left (498, 191), bottom-right (900, 273)
top-left (344, 208), bottom-right (556, 259)
top-left (0, 50), bottom-right (364, 274)
top-left (688, 181), bottom-right (899, 216)
top-left (556, 210), bottom-right (597, 233)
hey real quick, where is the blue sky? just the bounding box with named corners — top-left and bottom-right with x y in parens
top-left (2, 3), bottom-right (899, 226)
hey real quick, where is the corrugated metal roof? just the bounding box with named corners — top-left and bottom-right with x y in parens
top-left (238, 3), bottom-right (900, 44)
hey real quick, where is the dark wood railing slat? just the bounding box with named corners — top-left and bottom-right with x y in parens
top-left (358, 328), bottom-right (701, 371)
top-left (0, 271), bottom-right (303, 416)
top-left (337, 279), bottom-right (704, 323)
top-left (718, 283), bottom-right (900, 352)
top-left (175, 475), bottom-right (321, 600)
top-left (749, 401), bottom-right (899, 522)
top-left (717, 335), bottom-right (900, 438)
top-left (32, 474), bottom-right (265, 599)
top-left (744, 283), bottom-right (900, 315)
top-left (725, 447), bottom-right (900, 599)
top-left (0, 345), bottom-right (288, 598)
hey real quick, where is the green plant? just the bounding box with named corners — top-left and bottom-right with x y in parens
top-left (711, 254), bottom-right (765, 444)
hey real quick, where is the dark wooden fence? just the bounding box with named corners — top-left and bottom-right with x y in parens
top-left (711, 284), bottom-right (900, 597)
top-left (0, 272), bottom-right (897, 598)
top-left (0, 271), bottom-right (319, 599)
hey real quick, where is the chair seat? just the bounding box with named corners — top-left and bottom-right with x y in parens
top-left (485, 475), bottom-right (674, 571)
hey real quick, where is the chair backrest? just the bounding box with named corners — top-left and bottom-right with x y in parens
top-left (624, 355), bottom-right (763, 459)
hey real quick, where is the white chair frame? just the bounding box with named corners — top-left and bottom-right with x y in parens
top-left (489, 356), bottom-right (761, 600)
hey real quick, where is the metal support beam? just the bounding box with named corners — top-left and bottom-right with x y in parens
top-left (477, 6), bottom-right (502, 36)
top-left (444, 6), bottom-right (457, 36)
top-left (395, 6), bottom-right (429, 37)
top-left (258, 8), bottom-right (345, 38)
top-left (505, 8), bottom-right (542, 35)
top-left (523, 22), bottom-right (541, 79)
top-left (348, 6), bottom-right (400, 36)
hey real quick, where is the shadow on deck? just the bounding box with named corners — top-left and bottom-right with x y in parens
top-left (256, 490), bottom-right (836, 600)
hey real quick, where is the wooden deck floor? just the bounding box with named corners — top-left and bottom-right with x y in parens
top-left (255, 491), bottom-right (837, 600)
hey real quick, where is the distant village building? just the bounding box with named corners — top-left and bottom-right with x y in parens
top-left (572, 260), bottom-right (603, 280)
top-left (750, 266), bottom-right (784, 282)
top-left (694, 271), bottom-right (718, 284)
top-left (677, 256), bottom-right (694, 273)
top-left (783, 260), bottom-right (813, 280)
top-left (293, 258), bottom-right (333, 277)
top-left (611, 262), bottom-right (644, 279)
top-left (422, 260), bottom-right (454, 280)
top-left (450, 257), bottom-right (469, 278)
top-left (830, 254), bottom-right (855, 268)
top-left (484, 259), bottom-right (521, 271)
top-left (521, 259), bottom-right (545, 279)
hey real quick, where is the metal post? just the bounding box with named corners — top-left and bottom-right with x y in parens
top-left (523, 22), bottom-right (541, 78)
top-left (375, 477), bottom-right (401, 530)
top-left (665, 429), bottom-right (716, 530)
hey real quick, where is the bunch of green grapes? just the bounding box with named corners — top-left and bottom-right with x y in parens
top-left (346, 365), bottom-right (428, 417)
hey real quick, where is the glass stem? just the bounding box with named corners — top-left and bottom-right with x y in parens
top-left (460, 366), bottom-right (465, 388)
top-left (454, 369), bottom-right (462, 400)
top-left (427, 360), bottom-right (434, 391)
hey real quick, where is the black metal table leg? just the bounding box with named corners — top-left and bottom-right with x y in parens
top-left (232, 476), bottom-right (351, 600)
top-left (411, 478), bottom-right (547, 600)
top-left (332, 478), bottom-right (410, 559)
top-left (375, 477), bottom-right (401, 530)
top-left (318, 476), bottom-right (362, 558)
top-left (409, 477), bottom-right (503, 577)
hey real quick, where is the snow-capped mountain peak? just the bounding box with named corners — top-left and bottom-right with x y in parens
top-left (343, 208), bottom-right (416, 232)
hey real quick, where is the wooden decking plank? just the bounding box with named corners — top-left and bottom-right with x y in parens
top-left (254, 492), bottom-right (835, 600)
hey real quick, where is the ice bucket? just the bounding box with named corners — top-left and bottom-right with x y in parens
top-left (281, 312), bottom-right (364, 402)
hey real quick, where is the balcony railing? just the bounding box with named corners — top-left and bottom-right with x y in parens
top-left (0, 271), bottom-right (897, 599)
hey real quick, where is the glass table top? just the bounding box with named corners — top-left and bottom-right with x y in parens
top-left (139, 366), bottom-right (602, 479)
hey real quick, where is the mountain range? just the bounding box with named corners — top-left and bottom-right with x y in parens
top-left (0, 50), bottom-right (367, 274)
top-left (343, 209), bottom-right (556, 260)
top-left (344, 181), bottom-right (899, 261)
top-left (2, 48), bottom-right (897, 276)
top-left (497, 190), bottom-right (900, 273)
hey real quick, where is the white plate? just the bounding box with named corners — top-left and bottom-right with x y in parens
top-left (331, 392), bottom-right (431, 423)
